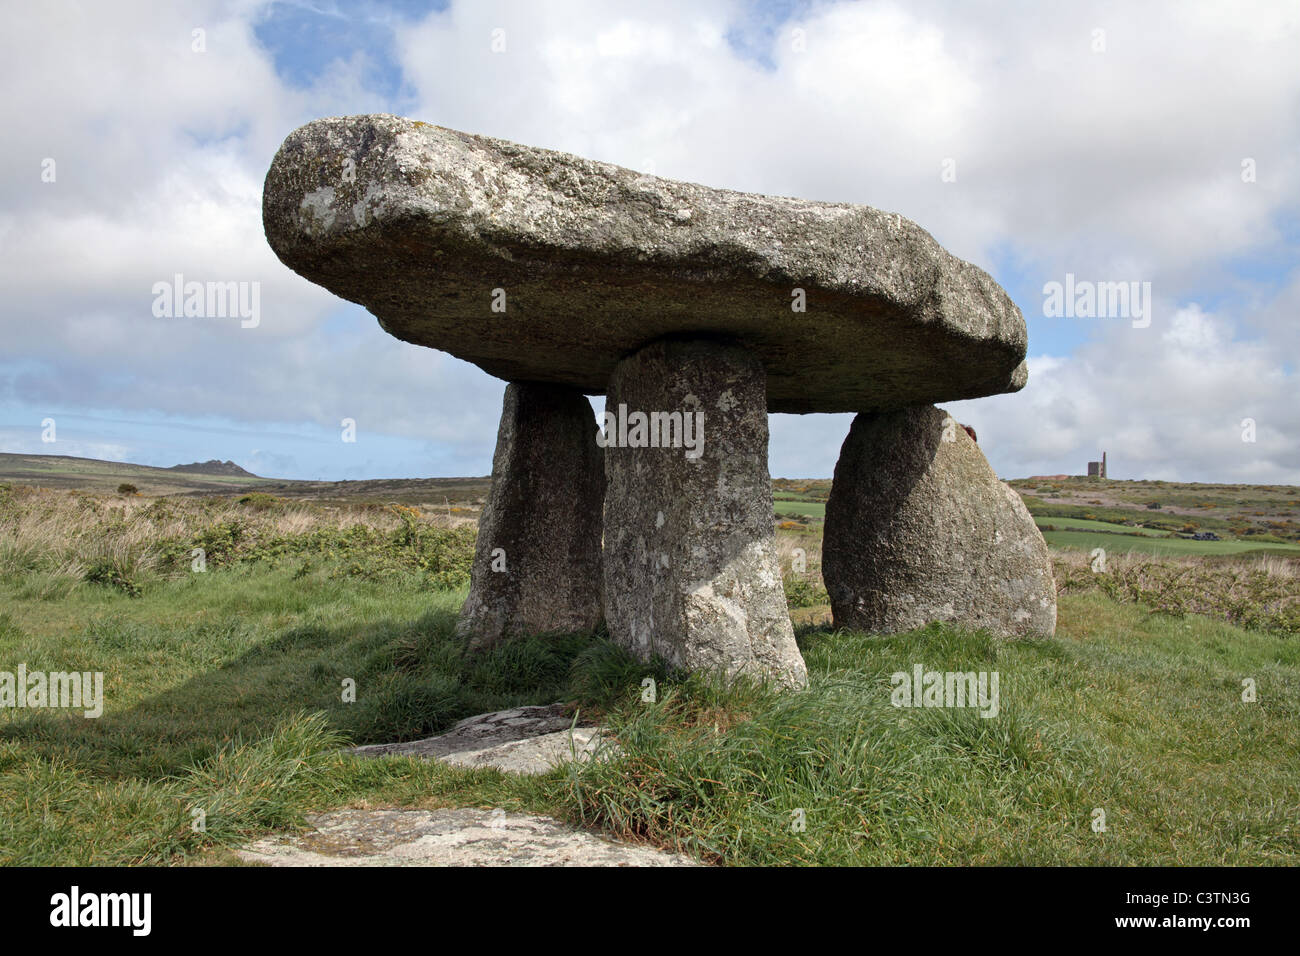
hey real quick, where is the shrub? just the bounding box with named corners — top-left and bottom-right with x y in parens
top-left (84, 559), bottom-right (142, 597)
top-left (236, 492), bottom-right (282, 512)
top-left (190, 519), bottom-right (246, 567)
top-left (117, 483), bottom-right (138, 495)
top-left (784, 576), bottom-right (829, 608)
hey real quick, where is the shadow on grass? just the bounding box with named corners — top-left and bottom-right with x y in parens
top-left (1, 601), bottom-right (649, 781)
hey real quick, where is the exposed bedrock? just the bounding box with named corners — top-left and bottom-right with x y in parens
top-left (823, 405), bottom-right (1057, 638)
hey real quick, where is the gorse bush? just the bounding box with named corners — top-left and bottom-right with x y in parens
top-left (157, 520), bottom-right (475, 587)
top-left (84, 558), bottom-right (143, 597)
top-left (236, 492), bottom-right (283, 511)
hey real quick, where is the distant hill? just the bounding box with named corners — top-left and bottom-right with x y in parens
top-left (6, 452), bottom-right (1293, 550)
top-left (168, 459), bottom-right (257, 478)
top-left (0, 453), bottom-right (274, 496)
top-left (0, 452), bottom-right (491, 508)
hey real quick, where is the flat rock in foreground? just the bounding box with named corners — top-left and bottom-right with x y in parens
top-left (238, 808), bottom-right (694, 867)
top-left (350, 704), bottom-right (615, 774)
top-left (263, 114), bottom-right (1028, 413)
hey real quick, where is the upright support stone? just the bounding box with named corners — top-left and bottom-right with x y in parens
top-left (602, 339), bottom-right (808, 688)
top-left (823, 404), bottom-right (1057, 637)
top-left (458, 383), bottom-right (605, 651)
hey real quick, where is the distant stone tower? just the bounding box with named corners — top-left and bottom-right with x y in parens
top-left (1086, 451), bottom-right (1108, 478)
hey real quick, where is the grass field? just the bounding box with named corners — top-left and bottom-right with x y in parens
top-left (2, 571), bottom-right (1296, 866)
top-left (2, 481), bottom-right (1298, 866)
top-left (1010, 475), bottom-right (1300, 544)
top-left (1042, 529), bottom-right (1300, 558)
top-left (774, 500), bottom-right (827, 518)
top-left (1033, 516), bottom-right (1169, 536)
top-left (772, 473), bottom-right (1300, 557)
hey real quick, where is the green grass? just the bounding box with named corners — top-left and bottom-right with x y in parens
top-left (773, 500), bottom-right (827, 518)
top-left (0, 565), bottom-right (638, 864)
top-left (1034, 516), bottom-right (1169, 536)
top-left (1043, 529), bottom-right (1300, 557)
top-left (3, 559), bottom-right (1297, 866)
top-left (563, 596), bottom-right (1299, 864)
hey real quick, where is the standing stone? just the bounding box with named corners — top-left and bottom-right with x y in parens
top-left (602, 339), bottom-right (808, 688)
top-left (458, 383), bottom-right (605, 651)
top-left (823, 405), bottom-right (1056, 637)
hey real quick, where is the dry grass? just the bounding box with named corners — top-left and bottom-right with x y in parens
top-left (0, 484), bottom-right (470, 587)
top-left (1053, 548), bottom-right (1299, 635)
top-left (774, 532), bottom-right (822, 575)
top-left (775, 531), bottom-right (828, 607)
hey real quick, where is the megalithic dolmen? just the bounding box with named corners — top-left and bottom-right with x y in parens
top-left (263, 114), bottom-right (1050, 690)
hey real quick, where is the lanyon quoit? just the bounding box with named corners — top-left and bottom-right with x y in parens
top-left (263, 114), bottom-right (1055, 689)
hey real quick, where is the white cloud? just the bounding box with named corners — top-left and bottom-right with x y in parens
top-left (0, 0), bottom-right (1296, 481)
top-left (947, 301), bottom-right (1299, 483)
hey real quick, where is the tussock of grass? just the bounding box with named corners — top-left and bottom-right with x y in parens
top-left (0, 712), bottom-right (347, 865)
top-left (556, 606), bottom-right (1298, 864)
top-left (558, 627), bottom-right (1097, 864)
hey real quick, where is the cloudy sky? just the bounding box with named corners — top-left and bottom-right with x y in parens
top-left (2, 0), bottom-right (1296, 483)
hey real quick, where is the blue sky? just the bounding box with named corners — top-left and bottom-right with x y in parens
top-left (254, 0), bottom-right (437, 100)
top-left (2, 0), bottom-right (1297, 483)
